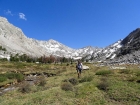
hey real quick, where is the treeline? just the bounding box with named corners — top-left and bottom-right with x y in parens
top-left (9, 54), bottom-right (74, 64)
top-left (0, 45), bottom-right (82, 63)
top-left (10, 54), bottom-right (36, 62)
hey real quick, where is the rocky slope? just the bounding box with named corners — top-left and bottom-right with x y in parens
top-left (111, 28), bottom-right (140, 64)
top-left (90, 40), bottom-right (122, 62)
top-left (1, 16), bottom-right (140, 64)
top-left (0, 17), bottom-right (51, 57)
top-left (118, 28), bottom-right (140, 56)
top-left (0, 16), bottom-right (100, 59)
top-left (87, 28), bottom-right (140, 64)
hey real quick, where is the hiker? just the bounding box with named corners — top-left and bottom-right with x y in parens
top-left (76, 60), bottom-right (83, 78)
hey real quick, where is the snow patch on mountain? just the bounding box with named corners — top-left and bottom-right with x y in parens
top-left (90, 40), bottom-right (122, 61)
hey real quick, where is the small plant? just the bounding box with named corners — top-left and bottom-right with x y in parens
top-left (62, 79), bottom-right (68, 82)
top-left (135, 71), bottom-right (140, 76)
top-left (0, 73), bottom-right (23, 83)
top-left (119, 69), bottom-right (131, 74)
top-left (136, 77), bottom-right (140, 83)
top-left (79, 75), bottom-right (93, 83)
top-left (69, 78), bottom-right (78, 85)
top-left (0, 75), bottom-right (7, 82)
top-left (5, 72), bottom-right (16, 79)
top-left (97, 78), bottom-right (109, 91)
top-left (16, 63), bottom-right (26, 69)
top-left (127, 76), bottom-right (137, 82)
top-left (5, 72), bottom-right (24, 82)
top-left (19, 82), bottom-right (31, 93)
top-left (95, 70), bottom-right (112, 76)
top-left (61, 82), bottom-right (73, 91)
top-left (15, 73), bottom-right (24, 82)
top-left (38, 76), bottom-right (46, 86)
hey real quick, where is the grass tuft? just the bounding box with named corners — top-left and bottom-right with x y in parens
top-left (135, 71), bottom-right (140, 76)
top-left (95, 70), bottom-right (112, 76)
top-left (68, 78), bottom-right (78, 85)
top-left (61, 82), bottom-right (73, 91)
top-left (18, 82), bottom-right (31, 93)
top-left (119, 69), bottom-right (131, 74)
top-left (0, 75), bottom-right (7, 82)
top-left (97, 78), bottom-right (109, 91)
top-left (38, 76), bottom-right (46, 87)
top-left (79, 75), bottom-right (93, 83)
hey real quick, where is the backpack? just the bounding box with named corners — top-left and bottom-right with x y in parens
top-left (77, 63), bottom-right (82, 70)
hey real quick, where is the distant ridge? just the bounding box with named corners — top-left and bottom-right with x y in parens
top-left (0, 16), bottom-right (140, 64)
top-left (0, 16), bottom-right (99, 59)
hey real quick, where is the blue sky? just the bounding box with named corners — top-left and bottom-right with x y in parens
top-left (0, 0), bottom-right (140, 49)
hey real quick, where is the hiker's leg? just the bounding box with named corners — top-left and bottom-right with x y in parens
top-left (78, 73), bottom-right (80, 78)
top-left (79, 69), bottom-right (82, 78)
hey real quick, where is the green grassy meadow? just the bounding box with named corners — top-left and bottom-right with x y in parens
top-left (0, 61), bottom-right (140, 105)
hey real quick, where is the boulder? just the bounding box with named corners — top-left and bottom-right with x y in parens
top-left (109, 66), bottom-right (126, 70)
top-left (82, 65), bottom-right (90, 70)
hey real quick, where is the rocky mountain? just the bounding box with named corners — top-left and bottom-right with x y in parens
top-left (0, 16), bottom-right (100, 60)
top-left (1, 16), bottom-right (140, 64)
top-left (119, 28), bottom-right (140, 56)
top-left (0, 17), bottom-right (52, 58)
top-left (90, 28), bottom-right (140, 64)
top-left (111, 28), bottom-right (140, 64)
top-left (90, 40), bottom-right (122, 62)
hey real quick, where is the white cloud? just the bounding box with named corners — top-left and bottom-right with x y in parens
top-left (5, 9), bottom-right (13, 16)
top-left (19, 13), bottom-right (27, 20)
top-left (3, 10), bottom-right (27, 21)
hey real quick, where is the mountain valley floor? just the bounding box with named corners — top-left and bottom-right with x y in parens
top-left (0, 61), bottom-right (140, 105)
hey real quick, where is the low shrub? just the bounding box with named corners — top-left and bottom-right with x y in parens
top-left (0, 75), bottom-right (7, 82)
top-left (15, 73), bottom-right (24, 82)
top-left (16, 63), bottom-right (25, 69)
top-left (79, 75), bottom-right (93, 83)
top-left (135, 71), bottom-right (140, 76)
top-left (136, 77), bottom-right (140, 83)
top-left (5, 72), bottom-right (24, 82)
top-left (127, 76), bottom-right (137, 82)
top-left (5, 72), bottom-right (16, 79)
top-left (69, 78), bottom-right (78, 85)
top-left (19, 82), bottom-right (31, 93)
top-left (62, 79), bottom-right (68, 82)
top-left (95, 70), bottom-right (112, 76)
top-left (97, 77), bottom-right (109, 91)
top-left (119, 69), bottom-right (131, 74)
top-left (38, 76), bottom-right (46, 86)
top-left (61, 82), bottom-right (73, 91)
